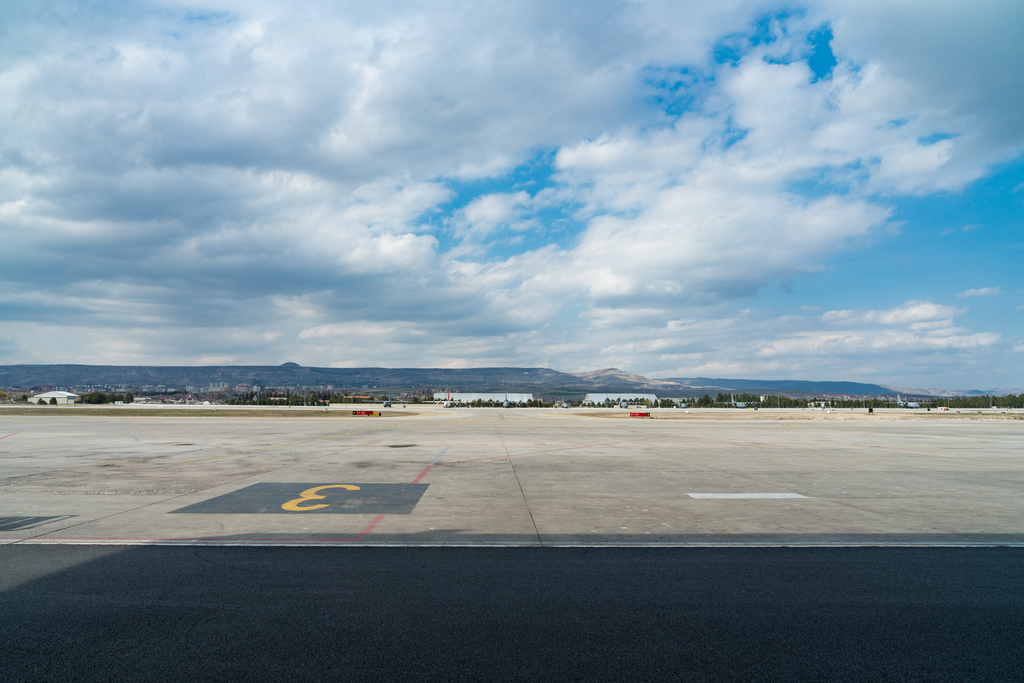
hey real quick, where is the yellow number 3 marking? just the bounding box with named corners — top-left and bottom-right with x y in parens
top-left (281, 484), bottom-right (361, 511)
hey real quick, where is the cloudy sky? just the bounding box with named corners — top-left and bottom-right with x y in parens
top-left (1, 1), bottom-right (1022, 389)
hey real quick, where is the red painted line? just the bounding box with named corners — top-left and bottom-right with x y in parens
top-left (352, 514), bottom-right (386, 542)
top-left (0, 432), bottom-right (21, 440)
top-left (410, 445), bottom-right (451, 484)
top-left (356, 446), bottom-right (449, 539)
top-left (410, 464), bottom-right (434, 484)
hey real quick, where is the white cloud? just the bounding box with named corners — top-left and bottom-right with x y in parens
top-left (824, 0), bottom-right (1024, 167)
top-left (0, 1), bottom-right (1020, 387)
top-left (957, 287), bottom-right (1003, 298)
top-left (758, 299), bottom-right (998, 359)
top-left (197, 355), bottom-right (237, 365)
top-left (822, 301), bottom-right (961, 325)
top-left (756, 329), bottom-right (1000, 357)
top-left (450, 191), bottom-right (538, 242)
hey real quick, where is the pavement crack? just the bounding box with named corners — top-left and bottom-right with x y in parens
top-left (492, 423), bottom-right (542, 545)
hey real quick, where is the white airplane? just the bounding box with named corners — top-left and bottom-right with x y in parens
top-left (896, 394), bottom-right (921, 408)
top-left (731, 394), bottom-right (750, 408)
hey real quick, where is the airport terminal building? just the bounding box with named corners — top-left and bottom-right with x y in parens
top-left (433, 392), bottom-right (534, 403)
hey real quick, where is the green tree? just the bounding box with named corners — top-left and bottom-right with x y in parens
top-left (48, 397), bottom-right (57, 405)
top-left (125, 392), bottom-right (134, 404)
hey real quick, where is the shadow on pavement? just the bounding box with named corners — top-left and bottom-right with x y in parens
top-left (1, 545), bottom-right (1022, 682)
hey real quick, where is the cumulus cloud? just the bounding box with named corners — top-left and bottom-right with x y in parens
top-left (822, 0), bottom-right (1024, 168)
top-left (449, 191), bottom-right (541, 246)
top-left (0, 1), bottom-right (1019, 385)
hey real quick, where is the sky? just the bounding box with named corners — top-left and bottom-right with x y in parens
top-left (0, 0), bottom-right (1022, 390)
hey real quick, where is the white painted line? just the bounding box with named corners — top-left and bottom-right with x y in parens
top-left (687, 493), bottom-right (811, 499)
top-left (7, 540), bottom-right (1024, 548)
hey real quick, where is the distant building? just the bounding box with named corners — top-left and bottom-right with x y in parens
top-left (29, 391), bottom-right (79, 405)
top-left (433, 392), bottom-right (534, 403)
top-left (209, 382), bottom-right (229, 391)
top-left (584, 393), bottom-right (658, 405)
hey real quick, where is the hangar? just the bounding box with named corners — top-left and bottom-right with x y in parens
top-left (29, 391), bottom-right (80, 405)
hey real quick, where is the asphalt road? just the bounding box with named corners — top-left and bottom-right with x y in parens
top-left (2, 546), bottom-right (1022, 682)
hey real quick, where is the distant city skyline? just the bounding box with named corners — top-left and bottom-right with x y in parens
top-left (0, 1), bottom-right (1021, 388)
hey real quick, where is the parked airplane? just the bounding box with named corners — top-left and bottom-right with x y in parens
top-left (896, 394), bottom-right (921, 408)
top-left (715, 395), bottom-right (753, 408)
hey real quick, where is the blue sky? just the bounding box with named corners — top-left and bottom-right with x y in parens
top-left (0, 0), bottom-right (1022, 391)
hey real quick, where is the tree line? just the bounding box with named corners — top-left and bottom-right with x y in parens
top-left (682, 393), bottom-right (1024, 409)
top-left (226, 391), bottom-right (375, 406)
top-left (79, 392), bottom-right (134, 404)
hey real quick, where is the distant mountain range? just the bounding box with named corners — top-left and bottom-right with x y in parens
top-left (0, 363), bottom-right (951, 397)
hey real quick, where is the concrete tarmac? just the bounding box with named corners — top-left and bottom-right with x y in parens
top-left (1, 407), bottom-right (1022, 545)
top-left (3, 409), bottom-right (1022, 681)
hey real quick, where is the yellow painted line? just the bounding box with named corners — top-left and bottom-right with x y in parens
top-left (159, 426), bottom-right (390, 468)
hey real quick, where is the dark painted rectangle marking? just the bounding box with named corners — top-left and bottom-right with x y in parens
top-left (0, 515), bottom-right (75, 531)
top-left (169, 483), bottom-right (429, 515)
top-left (629, 412), bottom-right (650, 417)
top-left (352, 411), bottom-right (380, 416)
